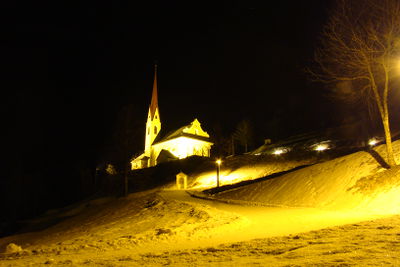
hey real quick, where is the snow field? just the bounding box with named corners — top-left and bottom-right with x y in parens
top-left (215, 141), bottom-right (400, 213)
top-left (2, 141), bottom-right (400, 265)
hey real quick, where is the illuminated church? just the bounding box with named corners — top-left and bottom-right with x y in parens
top-left (131, 65), bottom-right (213, 170)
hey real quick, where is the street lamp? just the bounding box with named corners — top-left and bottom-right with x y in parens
top-left (216, 159), bottom-right (222, 188)
top-left (368, 138), bottom-right (378, 146)
top-left (314, 144), bottom-right (329, 151)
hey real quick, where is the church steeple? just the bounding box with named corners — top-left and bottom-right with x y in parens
top-left (149, 64), bottom-right (158, 120)
top-left (144, 64), bottom-right (161, 159)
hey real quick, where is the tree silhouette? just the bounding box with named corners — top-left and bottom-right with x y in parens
top-left (210, 123), bottom-right (233, 157)
top-left (100, 104), bottom-right (142, 196)
top-left (233, 119), bottom-right (254, 153)
top-left (308, 0), bottom-right (400, 167)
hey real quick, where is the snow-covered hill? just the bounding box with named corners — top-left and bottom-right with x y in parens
top-left (1, 142), bottom-right (400, 266)
top-left (214, 141), bottom-right (400, 213)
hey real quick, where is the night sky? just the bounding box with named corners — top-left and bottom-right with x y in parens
top-left (1, 1), bottom-right (341, 225)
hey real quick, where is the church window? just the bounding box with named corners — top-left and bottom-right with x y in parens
top-left (147, 127), bottom-right (150, 135)
top-left (154, 126), bottom-right (157, 134)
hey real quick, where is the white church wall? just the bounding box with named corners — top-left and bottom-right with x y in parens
top-left (152, 136), bottom-right (212, 164)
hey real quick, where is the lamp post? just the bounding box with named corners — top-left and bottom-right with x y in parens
top-left (216, 159), bottom-right (222, 188)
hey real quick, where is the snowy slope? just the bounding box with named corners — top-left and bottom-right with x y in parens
top-left (2, 142), bottom-right (400, 266)
top-left (130, 214), bottom-right (400, 266)
top-left (190, 155), bottom-right (314, 189)
top-left (0, 190), bottom-right (249, 266)
top-left (215, 141), bottom-right (400, 213)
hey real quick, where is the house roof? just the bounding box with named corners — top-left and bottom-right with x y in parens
top-left (156, 149), bottom-right (178, 161)
top-left (153, 119), bottom-right (213, 145)
top-left (131, 153), bottom-right (149, 161)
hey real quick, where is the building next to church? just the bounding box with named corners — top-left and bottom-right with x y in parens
top-left (131, 65), bottom-right (213, 170)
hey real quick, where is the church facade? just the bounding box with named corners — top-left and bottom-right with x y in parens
top-left (131, 65), bottom-right (213, 170)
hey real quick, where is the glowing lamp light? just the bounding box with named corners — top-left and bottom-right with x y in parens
top-left (314, 144), bottom-right (329, 151)
top-left (368, 138), bottom-right (378, 146)
top-left (273, 148), bottom-right (285, 155)
top-left (215, 159), bottom-right (222, 188)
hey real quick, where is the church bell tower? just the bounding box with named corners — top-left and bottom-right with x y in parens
top-left (144, 64), bottom-right (161, 158)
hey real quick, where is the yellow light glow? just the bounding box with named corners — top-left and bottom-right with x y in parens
top-left (192, 170), bottom-right (249, 189)
top-left (216, 159), bottom-right (222, 165)
top-left (173, 137), bottom-right (192, 159)
top-left (363, 186), bottom-right (400, 215)
top-left (182, 118), bottom-right (210, 137)
top-left (152, 136), bottom-right (212, 160)
top-left (314, 144), bottom-right (329, 151)
top-left (273, 148), bottom-right (285, 155)
top-left (368, 138), bottom-right (378, 146)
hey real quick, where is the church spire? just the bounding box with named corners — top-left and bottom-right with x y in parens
top-left (149, 64), bottom-right (158, 120)
top-left (144, 64), bottom-right (161, 159)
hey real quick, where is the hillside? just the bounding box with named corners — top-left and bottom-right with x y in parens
top-left (213, 141), bottom-right (400, 213)
top-left (1, 142), bottom-right (400, 266)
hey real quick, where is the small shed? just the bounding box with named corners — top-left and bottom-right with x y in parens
top-left (176, 172), bottom-right (188, 189)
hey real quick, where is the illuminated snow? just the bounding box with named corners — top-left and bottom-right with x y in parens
top-left (2, 141), bottom-right (400, 266)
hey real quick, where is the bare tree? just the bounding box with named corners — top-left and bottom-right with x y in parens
top-left (100, 104), bottom-right (142, 196)
top-left (309, 0), bottom-right (400, 167)
top-left (211, 123), bottom-right (233, 157)
top-left (233, 119), bottom-right (253, 153)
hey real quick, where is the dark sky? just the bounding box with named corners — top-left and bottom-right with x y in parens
top-left (3, 0), bottom-right (334, 134)
top-left (1, 0), bottom-right (338, 221)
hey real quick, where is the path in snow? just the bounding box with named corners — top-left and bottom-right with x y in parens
top-left (0, 189), bottom-right (396, 266)
top-left (160, 190), bottom-right (388, 244)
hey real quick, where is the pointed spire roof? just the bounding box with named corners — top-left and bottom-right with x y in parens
top-left (149, 64), bottom-right (158, 119)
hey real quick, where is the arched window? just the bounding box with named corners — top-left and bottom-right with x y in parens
top-left (147, 127), bottom-right (150, 135)
top-left (154, 126), bottom-right (157, 134)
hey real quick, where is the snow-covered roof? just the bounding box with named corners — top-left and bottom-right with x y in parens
top-left (153, 119), bottom-right (213, 145)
